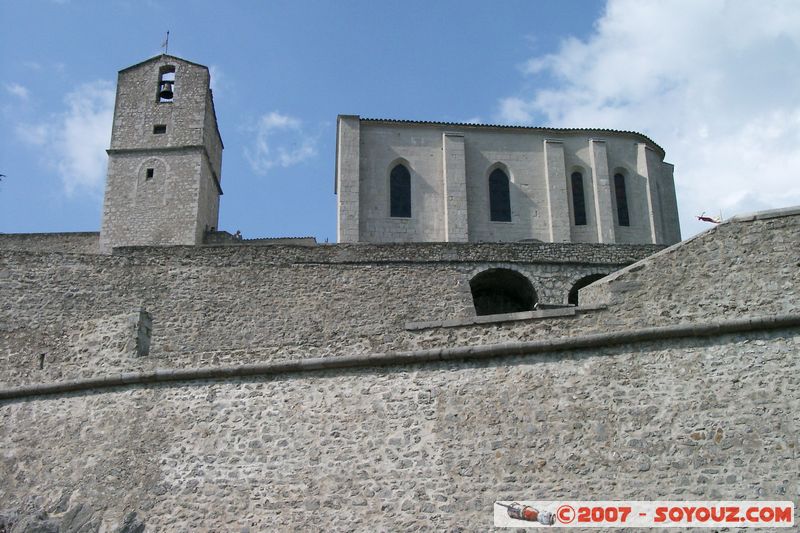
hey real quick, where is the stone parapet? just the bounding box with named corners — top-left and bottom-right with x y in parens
top-left (0, 232), bottom-right (100, 254)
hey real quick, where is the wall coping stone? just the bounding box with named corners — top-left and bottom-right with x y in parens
top-left (406, 306), bottom-right (591, 330)
top-left (727, 205), bottom-right (800, 223)
top-left (0, 231), bottom-right (99, 237)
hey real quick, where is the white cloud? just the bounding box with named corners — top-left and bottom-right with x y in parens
top-left (16, 80), bottom-right (114, 195)
top-left (5, 83), bottom-right (30, 100)
top-left (498, 0), bottom-right (800, 237)
top-left (497, 97), bottom-right (535, 124)
top-left (244, 111), bottom-right (317, 175)
top-left (14, 123), bottom-right (48, 146)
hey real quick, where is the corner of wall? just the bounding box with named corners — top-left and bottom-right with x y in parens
top-left (336, 116), bottom-right (361, 243)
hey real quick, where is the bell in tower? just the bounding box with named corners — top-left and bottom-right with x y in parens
top-left (158, 66), bottom-right (175, 102)
top-left (158, 80), bottom-right (174, 101)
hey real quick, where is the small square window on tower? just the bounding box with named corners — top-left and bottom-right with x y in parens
top-left (146, 168), bottom-right (154, 180)
top-left (153, 124), bottom-right (167, 134)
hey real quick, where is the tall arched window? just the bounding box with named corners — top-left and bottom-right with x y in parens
top-left (158, 66), bottom-right (176, 103)
top-left (571, 171), bottom-right (587, 225)
top-left (489, 168), bottom-right (511, 222)
top-left (614, 173), bottom-right (630, 226)
top-left (390, 163), bottom-right (411, 218)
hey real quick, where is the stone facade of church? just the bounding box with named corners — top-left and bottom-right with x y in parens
top-left (336, 117), bottom-right (680, 245)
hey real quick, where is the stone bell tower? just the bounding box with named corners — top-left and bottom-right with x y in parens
top-left (99, 54), bottom-right (223, 253)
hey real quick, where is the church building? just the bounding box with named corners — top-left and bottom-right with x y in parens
top-left (336, 116), bottom-right (680, 245)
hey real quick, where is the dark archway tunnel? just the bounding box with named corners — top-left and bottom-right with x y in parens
top-left (470, 268), bottom-right (537, 316)
top-left (568, 273), bottom-right (607, 306)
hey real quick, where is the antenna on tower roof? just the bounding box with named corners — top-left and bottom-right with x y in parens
top-left (161, 31), bottom-right (170, 55)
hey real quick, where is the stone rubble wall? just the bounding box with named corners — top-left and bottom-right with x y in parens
top-left (0, 243), bottom-right (655, 388)
top-left (1, 330), bottom-right (797, 531)
top-left (1, 208), bottom-right (797, 389)
top-left (0, 210), bottom-right (798, 531)
top-left (580, 209), bottom-right (800, 322)
top-left (0, 232), bottom-right (99, 254)
top-left (122, 240), bottom-right (664, 264)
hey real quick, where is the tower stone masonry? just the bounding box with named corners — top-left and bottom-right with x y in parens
top-left (99, 55), bottom-right (223, 253)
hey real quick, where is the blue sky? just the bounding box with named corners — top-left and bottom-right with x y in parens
top-left (2, 0), bottom-right (799, 242)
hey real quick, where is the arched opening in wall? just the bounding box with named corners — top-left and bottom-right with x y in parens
top-left (614, 173), bottom-right (630, 226)
top-left (489, 167), bottom-right (511, 221)
top-left (568, 273), bottom-right (607, 306)
top-left (390, 163), bottom-right (411, 217)
top-left (570, 171), bottom-right (587, 225)
top-left (470, 268), bottom-right (536, 316)
top-left (158, 66), bottom-right (176, 103)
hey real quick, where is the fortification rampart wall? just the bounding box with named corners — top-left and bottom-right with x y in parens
top-left (1, 210), bottom-right (798, 531)
top-left (580, 207), bottom-right (800, 321)
top-left (1, 329), bottom-right (797, 530)
top-left (2, 207), bottom-right (798, 391)
top-left (1, 242), bottom-right (657, 388)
